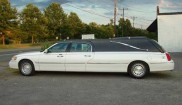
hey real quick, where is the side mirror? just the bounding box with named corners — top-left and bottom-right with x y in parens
top-left (44, 49), bottom-right (48, 53)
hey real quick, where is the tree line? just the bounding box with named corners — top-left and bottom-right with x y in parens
top-left (0, 0), bottom-right (156, 45)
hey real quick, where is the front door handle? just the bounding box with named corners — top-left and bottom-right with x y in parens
top-left (84, 55), bottom-right (91, 57)
top-left (57, 54), bottom-right (63, 57)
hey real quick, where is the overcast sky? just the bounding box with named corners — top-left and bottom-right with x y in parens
top-left (10, 0), bottom-right (182, 29)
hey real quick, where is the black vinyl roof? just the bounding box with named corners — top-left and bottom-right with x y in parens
top-left (62, 37), bottom-right (163, 52)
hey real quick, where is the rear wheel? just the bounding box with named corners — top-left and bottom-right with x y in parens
top-left (19, 60), bottom-right (35, 76)
top-left (128, 62), bottom-right (149, 79)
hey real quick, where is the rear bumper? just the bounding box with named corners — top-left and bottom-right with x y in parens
top-left (9, 60), bottom-right (18, 69)
top-left (150, 60), bottom-right (174, 72)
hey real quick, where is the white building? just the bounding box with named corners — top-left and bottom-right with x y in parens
top-left (147, 6), bottom-right (182, 52)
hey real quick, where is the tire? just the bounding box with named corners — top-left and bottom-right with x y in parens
top-left (19, 60), bottom-right (35, 76)
top-left (128, 62), bottom-right (149, 79)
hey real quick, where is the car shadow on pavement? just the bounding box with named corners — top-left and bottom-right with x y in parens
top-left (35, 71), bottom-right (178, 79)
top-left (148, 72), bottom-right (172, 79)
top-left (3, 69), bottom-right (181, 80)
top-left (35, 71), bottom-right (129, 78)
top-left (148, 71), bottom-right (182, 79)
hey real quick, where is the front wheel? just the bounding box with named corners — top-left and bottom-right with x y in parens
top-left (128, 62), bottom-right (149, 79)
top-left (19, 60), bottom-right (35, 76)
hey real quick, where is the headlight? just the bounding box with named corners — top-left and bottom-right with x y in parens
top-left (12, 56), bottom-right (17, 61)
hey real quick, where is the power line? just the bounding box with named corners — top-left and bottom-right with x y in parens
top-left (63, 3), bottom-right (113, 19)
top-left (117, 13), bottom-right (149, 28)
top-left (127, 8), bottom-right (156, 13)
top-left (117, 6), bottom-right (153, 27)
top-left (63, 3), bottom-right (150, 29)
top-left (86, 0), bottom-right (156, 13)
top-left (71, 1), bottom-right (154, 22)
top-left (64, 2), bottom-right (154, 26)
top-left (125, 14), bottom-right (154, 22)
top-left (133, 16), bottom-right (153, 22)
top-left (122, 3), bottom-right (156, 13)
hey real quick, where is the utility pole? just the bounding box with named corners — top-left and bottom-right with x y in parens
top-left (121, 8), bottom-right (128, 37)
top-left (131, 16), bottom-right (137, 28)
top-left (113, 0), bottom-right (117, 37)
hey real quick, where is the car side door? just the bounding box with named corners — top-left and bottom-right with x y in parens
top-left (38, 43), bottom-right (69, 71)
top-left (65, 42), bottom-right (93, 71)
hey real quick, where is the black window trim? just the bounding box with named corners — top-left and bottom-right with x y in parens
top-left (47, 42), bottom-right (71, 53)
top-left (67, 42), bottom-right (93, 52)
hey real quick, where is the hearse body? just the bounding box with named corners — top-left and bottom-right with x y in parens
top-left (9, 37), bottom-right (174, 78)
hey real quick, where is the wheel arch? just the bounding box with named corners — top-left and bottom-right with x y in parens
top-left (127, 60), bottom-right (150, 73)
top-left (18, 59), bottom-right (35, 69)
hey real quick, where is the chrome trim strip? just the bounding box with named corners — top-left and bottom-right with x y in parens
top-left (36, 62), bottom-right (64, 64)
top-left (110, 41), bottom-right (148, 51)
top-left (36, 62), bottom-right (128, 65)
top-left (37, 62), bottom-right (85, 64)
top-left (150, 62), bottom-right (174, 64)
top-left (66, 63), bottom-right (85, 64)
top-left (87, 63), bottom-right (128, 64)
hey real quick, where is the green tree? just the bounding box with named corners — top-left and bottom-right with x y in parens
top-left (118, 18), bottom-right (133, 37)
top-left (0, 0), bottom-right (17, 45)
top-left (7, 27), bottom-right (28, 44)
top-left (83, 22), bottom-right (113, 39)
top-left (63, 12), bottom-right (84, 39)
top-left (83, 22), bottom-right (99, 38)
top-left (132, 28), bottom-right (157, 40)
top-left (44, 3), bottom-right (66, 40)
top-left (20, 4), bottom-right (47, 43)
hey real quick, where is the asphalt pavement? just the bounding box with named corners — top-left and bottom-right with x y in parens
top-left (0, 48), bottom-right (181, 105)
top-left (0, 47), bottom-right (40, 62)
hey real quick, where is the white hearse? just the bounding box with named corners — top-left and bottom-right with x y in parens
top-left (9, 37), bottom-right (174, 78)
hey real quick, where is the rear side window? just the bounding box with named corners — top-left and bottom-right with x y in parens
top-left (70, 43), bottom-right (91, 52)
top-left (150, 40), bottom-right (165, 53)
top-left (92, 38), bottom-right (163, 52)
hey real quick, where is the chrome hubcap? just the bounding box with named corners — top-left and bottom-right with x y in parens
top-left (21, 63), bottom-right (32, 75)
top-left (132, 64), bottom-right (145, 77)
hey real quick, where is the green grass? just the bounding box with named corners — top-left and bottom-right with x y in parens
top-left (0, 43), bottom-right (40, 50)
top-left (0, 41), bottom-right (57, 51)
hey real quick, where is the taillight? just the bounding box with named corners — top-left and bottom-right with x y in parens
top-left (165, 53), bottom-right (171, 61)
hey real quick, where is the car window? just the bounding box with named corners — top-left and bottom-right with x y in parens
top-left (70, 43), bottom-right (91, 52)
top-left (48, 43), bottom-right (68, 53)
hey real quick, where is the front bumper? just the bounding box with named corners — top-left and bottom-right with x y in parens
top-left (9, 60), bottom-right (18, 69)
